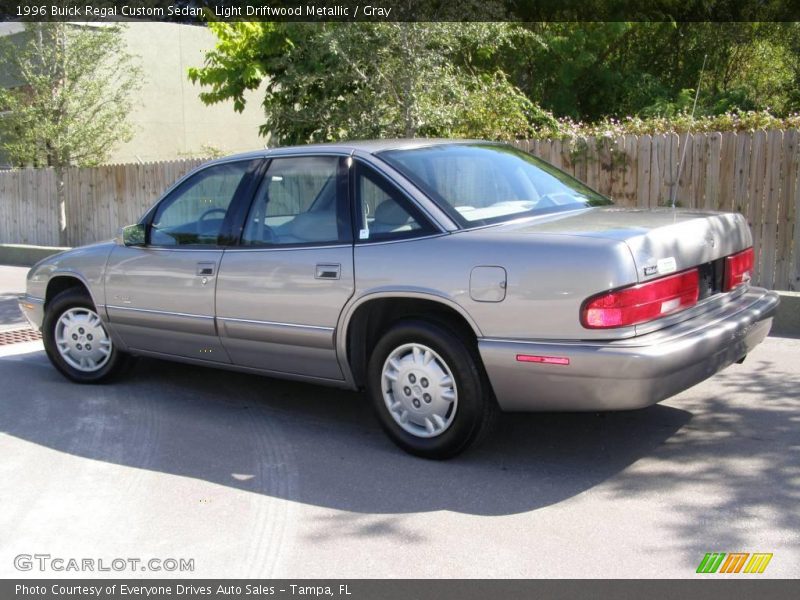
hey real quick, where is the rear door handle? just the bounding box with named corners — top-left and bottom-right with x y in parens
top-left (196, 262), bottom-right (215, 276)
top-left (315, 263), bottom-right (341, 280)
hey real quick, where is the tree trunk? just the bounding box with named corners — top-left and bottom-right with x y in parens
top-left (55, 166), bottom-right (68, 247)
top-left (399, 25), bottom-right (416, 138)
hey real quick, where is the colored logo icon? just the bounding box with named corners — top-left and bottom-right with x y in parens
top-left (696, 553), bottom-right (773, 574)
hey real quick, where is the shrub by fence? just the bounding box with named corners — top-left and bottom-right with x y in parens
top-left (0, 130), bottom-right (798, 290)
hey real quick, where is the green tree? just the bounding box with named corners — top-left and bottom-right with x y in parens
top-left (0, 23), bottom-right (142, 245)
top-left (511, 22), bottom-right (800, 122)
top-left (189, 22), bottom-right (558, 145)
top-left (190, 21), bottom-right (800, 146)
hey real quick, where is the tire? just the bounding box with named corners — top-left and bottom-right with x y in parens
top-left (42, 288), bottom-right (134, 383)
top-left (367, 318), bottom-right (495, 459)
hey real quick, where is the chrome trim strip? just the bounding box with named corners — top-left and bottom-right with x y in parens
top-left (479, 337), bottom-right (612, 348)
top-left (261, 150), bottom-right (352, 159)
top-left (105, 304), bottom-right (215, 320)
top-left (223, 233), bottom-right (450, 251)
top-left (457, 206), bottom-right (593, 233)
top-left (224, 244), bottom-right (351, 253)
top-left (23, 295), bottom-right (45, 304)
top-left (104, 305), bottom-right (335, 331)
top-left (126, 247), bottom-right (227, 252)
top-left (217, 316), bottom-right (334, 331)
top-left (355, 232), bottom-right (450, 246)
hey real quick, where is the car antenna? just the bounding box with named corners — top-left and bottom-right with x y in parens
top-left (671, 54), bottom-right (708, 209)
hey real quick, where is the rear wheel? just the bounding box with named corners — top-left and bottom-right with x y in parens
top-left (367, 319), bottom-right (495, 459)
top-left (43, 288), bottom-right (134, 383)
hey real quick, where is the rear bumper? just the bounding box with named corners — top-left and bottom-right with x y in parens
top-left (479, 287), bottom-right (779, 412)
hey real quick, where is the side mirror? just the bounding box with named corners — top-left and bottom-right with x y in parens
top-left (122, 223), bottom-right (147, 247)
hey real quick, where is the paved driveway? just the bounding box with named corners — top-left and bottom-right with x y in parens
top-left (0, 265), bottom-right (27, 332)
top-left (0, 265), bottom-right (797, 578)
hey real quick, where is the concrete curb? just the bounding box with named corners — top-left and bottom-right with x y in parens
top-left (772, 291), bottom-right (800, 339)
top-left (0, 244), bottom-right (70, 267)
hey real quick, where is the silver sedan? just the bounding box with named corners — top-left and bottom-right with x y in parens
top-left (20, 140), bottom-right (779, 458)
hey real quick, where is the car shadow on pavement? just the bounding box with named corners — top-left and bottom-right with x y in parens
top-left (1, 348), bottom-right (694, 516)
top-left (603, 360), bottom-right (800, 567)
top-left (0, 352), bottom-right (691, 515)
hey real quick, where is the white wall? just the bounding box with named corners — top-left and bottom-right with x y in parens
top-left (110, 22), bottom-right (269, 163)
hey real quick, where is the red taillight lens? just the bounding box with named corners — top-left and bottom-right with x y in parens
top-left (582, 269), bottom-right (700, 329)
top-left (723, 247), bottom-right (754, 292)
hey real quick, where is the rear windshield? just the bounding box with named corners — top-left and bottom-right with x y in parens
top-left (379, 143), bottom-right (612, 228)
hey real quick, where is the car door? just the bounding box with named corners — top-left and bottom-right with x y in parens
top-left (215, 154), bottom-right (354, 380)
top-left (104, 159), bottom-right (262, 362)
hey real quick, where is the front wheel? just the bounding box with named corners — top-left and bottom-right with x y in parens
top-left (43, 288), bottom-right (134, 383)
top-left (367, 319), bottom-right (495, 459)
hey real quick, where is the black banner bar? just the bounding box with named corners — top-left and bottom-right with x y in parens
top-left (2, 0), bottom-right (800, 23)
top-left (4, 580), bottom-right (800, 600)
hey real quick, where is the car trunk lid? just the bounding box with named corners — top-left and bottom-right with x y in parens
top-left (491, 207), bottom-right (754, 334)
top-left (499, 207), bottom-right (752, 283)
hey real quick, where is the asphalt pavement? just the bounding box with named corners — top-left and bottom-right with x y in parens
top-left (0, 265), bottom-right (27, 331)
top-left (0, 265), bottom-right (797, 578)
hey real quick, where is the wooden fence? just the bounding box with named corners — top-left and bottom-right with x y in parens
top-left (514, 130), bottom-right (799, 291)
top-left (0, 159), bottom-right (207, 250)
top-left (0, 130), bottom-right (798, 290)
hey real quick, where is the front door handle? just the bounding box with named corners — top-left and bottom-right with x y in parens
top-left (196, 262), bottom-right (215, 276)
top-left (315, 263), bottom-right (341, 280)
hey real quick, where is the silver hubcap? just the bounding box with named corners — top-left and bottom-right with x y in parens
top-left (381, 343), bottom-right (458, 438)
top-left (54, 307), bottom-right (112, 373)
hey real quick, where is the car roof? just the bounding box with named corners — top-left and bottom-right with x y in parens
top-left (215, 138), bottom-right (492, 163)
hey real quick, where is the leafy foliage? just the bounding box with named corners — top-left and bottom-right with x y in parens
top-left (0, 23), bottom-right (142, 169)
top-left (191, 21), bottom-right (800, 146)
top-left (189, 22), bottom-right (557, 144)
top-left (545, 110), bottom-right (800, 141)
top-left (512, 22), bottom-right (800, 122)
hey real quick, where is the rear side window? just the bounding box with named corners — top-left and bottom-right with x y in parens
top-left (242, 156), bottom-right (351, 246)
top-left (355, 163), bottom-right (435, 242)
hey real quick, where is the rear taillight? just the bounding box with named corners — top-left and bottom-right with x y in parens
top-left (582, 269), bottom-right (700, 329)
top-left (723, 247), bottom-right (754, 292)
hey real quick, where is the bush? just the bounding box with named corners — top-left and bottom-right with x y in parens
top-left (530, 110), bottom-right (800, 141)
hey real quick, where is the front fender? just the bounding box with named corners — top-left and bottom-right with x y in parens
top-left (26, 241), bottom-right (116, 312)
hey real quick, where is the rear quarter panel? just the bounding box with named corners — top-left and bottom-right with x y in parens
top-left (349, 231), bottom-right (639, 341)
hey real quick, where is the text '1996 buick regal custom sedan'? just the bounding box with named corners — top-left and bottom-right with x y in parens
top-left (20, 140), bottom-right (779, 458)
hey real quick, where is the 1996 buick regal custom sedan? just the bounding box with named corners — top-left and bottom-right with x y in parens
top-left (20, 140), bottom-right (779, 458)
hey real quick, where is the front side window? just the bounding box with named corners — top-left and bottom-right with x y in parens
top-left (242, 156), bottom-right (349, 246)
top-left (379, 143), bottom-right (612, 228)
top-left (355, 163), bottom-right (434, 242)
top-left (150, 160), bottom-right (256, 246)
